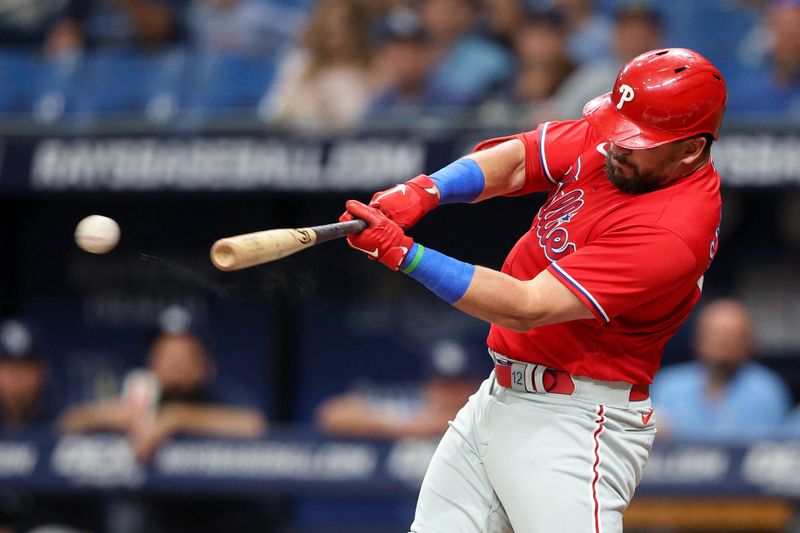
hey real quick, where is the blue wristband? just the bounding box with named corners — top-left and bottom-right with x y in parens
top-left (429, 158), bottom-right (485, 204)
top-left (399, 243), bottom-right (475, 304)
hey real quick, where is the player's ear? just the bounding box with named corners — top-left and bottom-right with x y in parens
top-left (678, 136), bottom-right (708, 166)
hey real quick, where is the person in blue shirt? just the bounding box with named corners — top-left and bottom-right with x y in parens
top-left (553, 0), bottom-right (612, 64)
top-left (368, 8), bottom-right (452, 115)
top-left (419, 0), bottom-right (515, 107)
top-left (652, 298), bottom-right (792, 440)
top-left (783, 404), bottom-right (800, 436)
top-left (726, 1), bottom-right (800, 118)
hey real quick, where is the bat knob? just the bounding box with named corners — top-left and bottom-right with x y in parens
top-left (210, 241), bottom-right (237, 271)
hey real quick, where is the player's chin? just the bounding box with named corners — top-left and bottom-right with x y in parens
top-left (605, 159), bottom-right (630, 185)
top-left (605, 161), bottom-right (654, 195)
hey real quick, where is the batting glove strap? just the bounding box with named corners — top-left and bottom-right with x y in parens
top-left (369, 174), bottom-right (439, 229)
top-left (406, 174), bottom-right (440, 210)
top-left (429, 158), bottom-right (485, 205)
top-left (399, 243), bottom-right (475, 305)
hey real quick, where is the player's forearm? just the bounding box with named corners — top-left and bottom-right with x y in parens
top-left (423, 139), bottom-right (526, 206)
top-left (453, 266), bottom-right (548, 331)
top-left (344, 201), bottom-right (591, 327)
top-left (365, 139), bottom-right (525, 233)
top-left (160, 404), bottom-right (267, 438)
top-left (400, 244), bottom-right (543, 330)
top-left (401, 246), bottom-right (592, 330)
top-left (465, 138), bottom-right (526, 200)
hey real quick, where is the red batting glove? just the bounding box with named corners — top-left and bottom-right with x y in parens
top-left (339, 175), bottom-right (438, 229)
top-left (369, 175), bottom-right (439, 229)
top-left (340, 200), bottom-right (413, 270)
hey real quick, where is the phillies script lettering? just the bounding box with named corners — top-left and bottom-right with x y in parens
top-left (535, 182), bottom-right (584, 261)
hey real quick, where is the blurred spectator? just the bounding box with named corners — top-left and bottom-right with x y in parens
top-left (736, 0), bottom-right (773, 68)
top-left (420, 0), bottom-right (515, 107)
top-left (483, 0), bottom-right (526, 51)
top-left (553, 3), bottom-right (664, 119)
top-left (59, 317), bottom-right (265, 462)
top-left (784, 403), bottom-right (800, 436)
top-left (508, 9), bottom-right (576, 123)
top-left (187, 0), bottom-right (304, 56)
top-left (259, 0), bottom-right (380, 131)
top-left (0, 1), bottom-right (80, 51)
top-left (0, 319), bottom-right (51, 431)
top-left (727, 0), bottom-right (800, 117)
top-left (46, 0), bottom-right (185, 55)
top-left (552, 0), bottom-right (612, 63)
top-left (652, 298), bottom-right (792, 440)
top-left (0, 320), bottom-right (96, 533)
top-left (368, 8), bottom-right (449, 116)
top-left (316, 336), bottom-right (490, 438)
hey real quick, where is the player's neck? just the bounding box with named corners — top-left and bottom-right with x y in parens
top-left (666, 155), bottom-right (710, 186)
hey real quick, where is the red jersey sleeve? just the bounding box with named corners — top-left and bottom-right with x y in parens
top-left (546, 224), bottom-right (699, 324)
top-left (473, 120), bottom-right (593, 196)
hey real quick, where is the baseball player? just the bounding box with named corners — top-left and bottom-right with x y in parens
top-left (341, 48), bottom-right (726, 532)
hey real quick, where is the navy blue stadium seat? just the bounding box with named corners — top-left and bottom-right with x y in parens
top-left (294, 301), bottom-right (424, 422)
top-left (0, 49), bottom-right (39, 113)
top-left (31, 54), bottom-right (83, 123)
top-left (74, 47), bottom-right (187, 123)
top-left (0, 49), bottom-right (82, 123)
top-left (181, 52), bottom-right (277, 119)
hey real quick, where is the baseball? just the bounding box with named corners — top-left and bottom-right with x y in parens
top-left (74, 215), bottom-right (120, 254)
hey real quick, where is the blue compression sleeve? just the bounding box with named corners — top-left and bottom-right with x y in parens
top-left (429, 158), bottom-right (485, 204)
top-left (400, 243), bottom-right (475, 304)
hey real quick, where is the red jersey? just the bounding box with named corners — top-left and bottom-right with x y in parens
top-left (479, 119), bottom-right (721, 384)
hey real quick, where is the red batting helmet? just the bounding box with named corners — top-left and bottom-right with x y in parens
top-left (583, 48), bottom-right (727, 149)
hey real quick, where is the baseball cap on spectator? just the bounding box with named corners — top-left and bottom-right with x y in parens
top-left (147, 305), bottom-right (215, 354)
top-left (0, 319), bottom-right (41, 361)
top-left (423, 336), bottom-right (492, 381)
top-left (158, 305), bottom-right (195, 334)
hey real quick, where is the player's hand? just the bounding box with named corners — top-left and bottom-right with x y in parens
top-left (370, 175), bottom-right (439, 229)
top-left (340, 175), bottom-right (439, 230)
top-left (340, 200), bottom-right (413, 270)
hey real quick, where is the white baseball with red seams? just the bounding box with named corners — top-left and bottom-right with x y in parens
top-left (74, 214), bottom-right (120, 254)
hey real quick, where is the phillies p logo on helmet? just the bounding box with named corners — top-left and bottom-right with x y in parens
top-left (583, 48), bottom-right (727, 149)
top-left (616, 84), bottom-right (635, 110)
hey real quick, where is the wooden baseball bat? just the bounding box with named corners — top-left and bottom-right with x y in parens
top-left (210, 219), bottom-right (368, 271)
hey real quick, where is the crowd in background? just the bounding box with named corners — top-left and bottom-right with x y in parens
top-left (0, 0), bottom-right (799, 128)
top-left (6, 297), bottom-right (800, 441)
top-left (4, 296), bottom-right (800, 531)
top-left (0, 307), bottom-right (492, 532)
